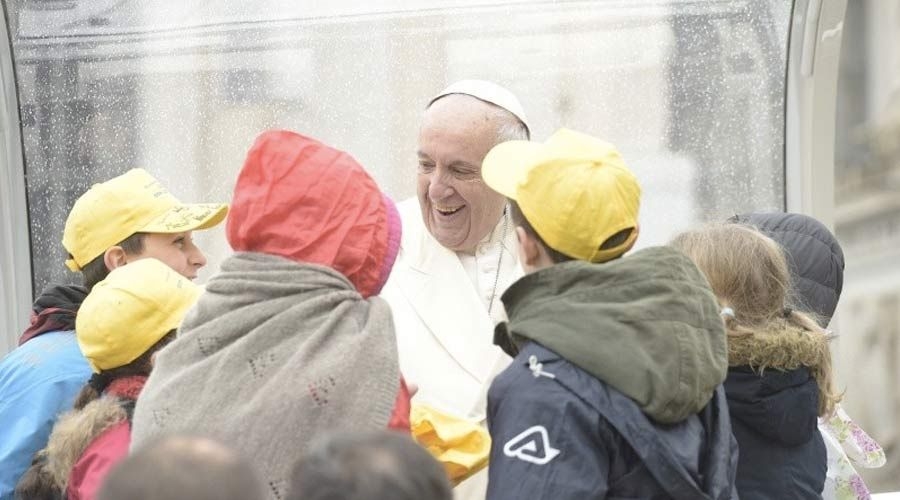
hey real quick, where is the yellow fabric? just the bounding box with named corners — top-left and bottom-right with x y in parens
top-left (63, 168), bottom-right (228, 271)
top-left (411, 404), bottom-right (491, 486)
top-left (76, 258), bottom-right (201, 372)
top-left (482, 128), bottom-right (641, 263)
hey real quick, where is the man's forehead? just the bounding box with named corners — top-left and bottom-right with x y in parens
top-left (418, 115), bottom-right (496, 151)
top-left (427, 80), bottom-right (530, 134)
top-left (420, 98), bottom-right (504, 142)
top-left (418, 96), bottom-right (505, 163)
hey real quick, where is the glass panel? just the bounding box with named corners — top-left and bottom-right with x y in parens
top-left (4, 0), bottom-right (792, 293)
top-left (833, 1), bottom-right (900, 493)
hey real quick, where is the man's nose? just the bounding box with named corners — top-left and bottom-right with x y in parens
top-left (428, 174), bottom-right (455, 201)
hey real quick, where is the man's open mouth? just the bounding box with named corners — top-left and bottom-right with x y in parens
top-left (434, 204), bottom-right (464, 216)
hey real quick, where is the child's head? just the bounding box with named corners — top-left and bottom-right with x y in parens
top-left (99, 435), bottom-right (265, 500)
top-left (481, 128), bottom-right (641, 273)
top-left (76, 258), bottom-right (201, 374)
top-left (670, 223), bottom-right (791, 328)
top-left (671, 223), bottom-right (840, 416)
top-left (729, 212), bottom-right (844, 328)
top-left (226, 130), bottom-right (401, 298)
top-left (288, 431), bottom-right (452, 500)
top-left (63, 168), bottom-right (229, 288)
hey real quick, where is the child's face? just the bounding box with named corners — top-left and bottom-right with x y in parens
top-left (132, 231), bottom-right (207, 280)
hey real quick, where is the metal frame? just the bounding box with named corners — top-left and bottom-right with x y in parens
top-left (0, 2), bottom-right (31, 355)
top-left (785, 0), bottom-right (848, 227)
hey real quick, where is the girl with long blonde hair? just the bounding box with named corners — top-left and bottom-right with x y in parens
top-left (671, 223), bottom-right (839, 500)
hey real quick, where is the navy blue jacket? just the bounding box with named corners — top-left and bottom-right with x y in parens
top-left (487, 342), bottom-right (739, 500)
top-left (726, 366), bottom-right (826, 499)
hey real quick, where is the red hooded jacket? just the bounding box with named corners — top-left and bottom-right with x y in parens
top-left (227, 130), bottom-right (409, 431)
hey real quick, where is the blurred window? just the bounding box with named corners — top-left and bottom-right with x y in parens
top-left (3, 0), bottom-right (792, 291)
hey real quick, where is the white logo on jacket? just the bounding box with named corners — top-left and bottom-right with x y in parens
top-left (503, 425), bottom-right (560, 465)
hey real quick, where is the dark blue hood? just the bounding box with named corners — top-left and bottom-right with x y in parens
top-left (731, 212), bottom-right (844, 327)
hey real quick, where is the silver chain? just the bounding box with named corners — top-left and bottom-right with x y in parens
top-left (487, 207), bottom-right (509, 316)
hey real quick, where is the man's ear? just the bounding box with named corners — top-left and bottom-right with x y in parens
top-left (515, 226), bottom-right (542, 269)
top-left (103, 246), bottom-right (129, 271)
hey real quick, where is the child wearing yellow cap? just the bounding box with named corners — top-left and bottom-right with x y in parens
top-left (671, 222), bottom-right (840, 499)
top-left (15, 259), bottom-right (201, 500)
top-left (0, 168), bottom-right (226, 498)
top-left (480, 129), bottom-right (737, 500)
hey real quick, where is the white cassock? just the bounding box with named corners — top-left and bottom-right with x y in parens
top-left (381, 197), bottom-right (522, 500)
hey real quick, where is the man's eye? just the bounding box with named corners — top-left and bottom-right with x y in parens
top-left (453, 169), bottom-right (478, 179)
top-left (418, 162), bottom-right (435, 173)
top-left (173, 237), bottom-right (185, 248)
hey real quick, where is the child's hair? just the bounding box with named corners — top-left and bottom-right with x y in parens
top-left (76, 233), bottom-right (147, 291)
top-left (508, 201), bottom-right (634, 265)
top-left (670, 223), bottom-right (840, 417)
top-left (98, 435), bottom-right (265, 500)
top-left (508, 202), bottom-right (574, 264)
top-left (288, 431), bottom-right (452, 500)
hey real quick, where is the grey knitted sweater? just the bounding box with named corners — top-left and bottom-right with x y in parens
top-left (131, 252), bottom-right (400, 499)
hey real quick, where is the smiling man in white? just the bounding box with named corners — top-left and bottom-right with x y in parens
top-left (381, 80), bottom-right (529, 499)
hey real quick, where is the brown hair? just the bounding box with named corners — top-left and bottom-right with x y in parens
top-left (288, 431), bottom-right (452, 500)
top-left (670, 223), bottom-right (840, 417)
top-left (509, 201), bottom-right (633, 265)
top-left (508, 202), bottom-right (574, 264)
top-left (98, 436), bottom-right (265, 500)
top-left (76, 232), bottom-right (147, 291)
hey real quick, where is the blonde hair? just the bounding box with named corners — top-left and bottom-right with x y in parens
top-left (671, 223), bottom-right (840, 417)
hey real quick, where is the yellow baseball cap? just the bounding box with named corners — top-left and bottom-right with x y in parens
top-left (76, 258), bottom-right (201, 373)
top-left (63, 168), bottom-right (229, 272)
top-left (482, 128), bottom-right (641, 263)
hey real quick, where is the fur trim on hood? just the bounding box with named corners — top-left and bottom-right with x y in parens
top-left (43, 396), bottom-right (127, 491)
top-left (728, 322), bottom-right (830, 371)
top-left (727, 320), bottom-right (838, 416)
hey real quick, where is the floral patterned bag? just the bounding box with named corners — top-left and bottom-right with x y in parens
top-left (820, 404), bottom-right (886, 500)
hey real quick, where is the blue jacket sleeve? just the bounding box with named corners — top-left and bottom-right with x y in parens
top-left (486, 369), bottom-right (611, 500)
top-left (0, 335), bottom-right (90, 500)
top-left (0, 376), bottom-right (86, 499)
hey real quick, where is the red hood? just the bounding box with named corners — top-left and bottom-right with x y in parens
top-left (227, 130), bottom-right (400, 298)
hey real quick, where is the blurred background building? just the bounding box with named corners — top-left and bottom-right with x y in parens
top-left (834, 1), bottom-right (900, 492)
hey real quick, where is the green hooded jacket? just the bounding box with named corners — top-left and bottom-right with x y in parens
top-left (496, 246), bottom-right (728, 424)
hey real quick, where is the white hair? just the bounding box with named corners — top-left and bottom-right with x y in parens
top-left (495, 117), bottom-right (530, 144)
